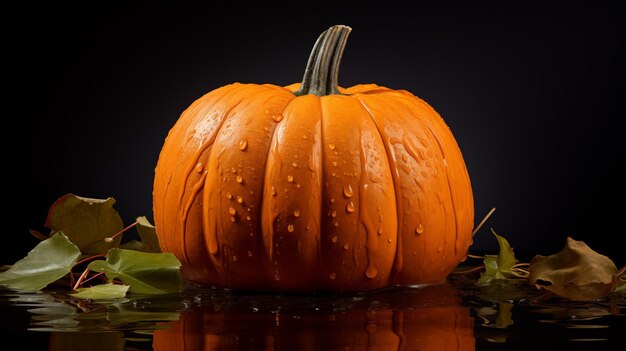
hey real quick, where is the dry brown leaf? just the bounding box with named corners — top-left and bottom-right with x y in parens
top-left (529, 237), bottom-right (618, 301)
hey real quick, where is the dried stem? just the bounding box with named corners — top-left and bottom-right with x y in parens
top-left (472, 207), bottom-right (496, 236)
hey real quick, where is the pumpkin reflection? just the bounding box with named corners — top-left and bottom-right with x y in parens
top-left (153, 284), bottom-right (474, 350)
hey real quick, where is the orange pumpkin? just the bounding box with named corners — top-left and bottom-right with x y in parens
top-left (152, 25), bottom-right (474, 291)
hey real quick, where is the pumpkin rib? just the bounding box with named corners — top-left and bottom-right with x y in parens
top-left (423, 125), bottom-right (459, 256)
top-left (351, 95), bottom-right (405, 281)
top-left (154, 84), bottom-right (230, 248)
top-left (155, 83), bottom-right (245, 263)
top-left (202, 85), bottom-right (296, 286)
top-left (322, 95), bottom-right (399, 289)
top-left (179, 84), bottom-right (253, 264)
top-left (391, 92), bottom-right (474, 260)
top-left (175, 85), bottom-right (249, 275)
top-left (353, 92), bottom-right (466, 284)
top-left (367, 93), bottom-right (455, 270)
top-left (259, 93), bottom-right (318, 289)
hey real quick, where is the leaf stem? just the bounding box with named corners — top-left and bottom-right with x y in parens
top-left (80, 272), bottom-right (106, 286)
top-left (467, 254), bottom-right (485, 259)
top-left (452, 265), bottom-right (485, 275)
top-left (75, 253), bottom-right (107, 267)
top-left (472, 207), bottom-right (496, 236)
top-left (82, 220), bottom-right (138, 251)
top-left (105, 220), bottom-right (138, 242)
top-left (73, 267), bottom-right (91, 291)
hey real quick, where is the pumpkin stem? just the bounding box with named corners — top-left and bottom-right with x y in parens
top-left (294, 25), bottom-right (352, 96)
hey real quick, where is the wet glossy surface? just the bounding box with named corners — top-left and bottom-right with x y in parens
top-left (1, 274), bottom-right (624, 350)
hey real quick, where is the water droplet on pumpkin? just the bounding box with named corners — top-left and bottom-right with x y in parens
top-left (274, 273), bottom-right (280, 281)
top-left (329, 143), bottom-right (336, 150)
top-left (233, 255), bottom-right (238, 262)
top-left (167, 174), bottom-right (172, 184)
top-left (377, 228), bottom-right (383, 235)
top-left (229, 207), bottom-right (236, 216)
top-left (231, 167), bottom-right (237, 173)
top-left (343, 243), bottom-right (349, 250)
top-left (415, 224), bottom-right (424, 234)
top-left (331, 236), bottom-right (338, 243)
top-left (248, 250), bottom-right (253, 257)
top-left (330, 198), bottom-right (335, 203)
top-left (302, 134), bottom-right (308, 139)
top-left (387, 238), bottom-right (392, 243)
top-left (346, 201), bottom-right (355, 213)
top-left (287, 175), bottom-right (294, 183)
top-left (239, 139), bottom-right (248, 151)
top-left (272, 114), bottom-right (283, 122)
top-left (292, 162), bottom-right (298, 168)
top-left (246, 215), bottom-right (251, 221)
top-left (226, 192), bottom-right (233, 200)
top-left (332, 161), bottom-right (338, 167)
top-left (287, 224), bottom-right (295, 233)
top-left (194, 163), bottom-right (203, 173)
top-left (236, 195), bottom-right (243, 204)
top-left (331, 210), bottom-right (337, 218)
top-left (271, 186), bottom-right (277, 196)
top-left (230, 216), bottom-right (236, 222)
top-left (333, 221), bottom-right (339, 227)
top-left (236, 175), bottom-right (243, 183)
top-left (365, 265), bottom-right (378, 279)
top-left (329, 272), bottom-right (336, 280)
top-left (343, 184), bottom-right (353, 198)
top-left (294, 210), bottom-right (300, 217)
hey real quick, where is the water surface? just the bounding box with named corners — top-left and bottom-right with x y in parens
top-left (1, 274), bottom-right (624, 350)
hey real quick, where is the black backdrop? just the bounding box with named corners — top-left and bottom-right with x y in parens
top-left (4, 1), bottom-right (625, 266)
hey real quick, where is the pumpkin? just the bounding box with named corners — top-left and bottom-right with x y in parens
top-left (152, 284), bottom-right (475, 350)
top-left (152, 25), bottom-right (474, 291)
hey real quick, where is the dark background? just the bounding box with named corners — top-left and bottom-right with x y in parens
top-left (3, 1), bottom-right (625, 266)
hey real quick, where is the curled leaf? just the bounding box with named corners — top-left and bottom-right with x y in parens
top-left (529, 237), bottom-right (617, 301)
top-left (45, 194), bottom-right (124, 255)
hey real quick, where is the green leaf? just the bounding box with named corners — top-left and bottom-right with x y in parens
top-left (71, 284), bottom-right (130, 300)
top-left (119, 240), bottom-right (144, 251)
top-left (476, 230), bottom-right (523, 285)
top-left (477, 255), bottom-right (502, 285)
top-left (529, 237), bottom-right (618, 301)
top-left (123, 216), bottom-right (161, 253)
top-left (88, 249), bottom-right (183, 294)
top-left (45, 194), bottom-right (124, 255)
top-left (0, 232), bottom-right (81, 291)
top-left (493, 230), bottom-right (516, 273)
